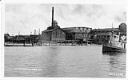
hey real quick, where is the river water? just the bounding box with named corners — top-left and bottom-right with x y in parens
top-left (4, 45), bottom-right (126, 77)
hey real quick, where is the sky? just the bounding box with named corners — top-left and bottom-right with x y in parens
top-left (5, 4), bottom-right (126, 35)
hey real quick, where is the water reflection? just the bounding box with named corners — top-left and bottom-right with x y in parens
top-left (102, 52), bottom-right (126, 77)
top-left (102, 51), bottom-right (124, 56)
top-left (42, 46), bottom-right (59, 77)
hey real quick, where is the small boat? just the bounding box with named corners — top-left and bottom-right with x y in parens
top-left (102, 32), bottom-right (126, 53)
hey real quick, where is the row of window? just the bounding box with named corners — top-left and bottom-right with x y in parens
top-left (74, 27), bottom-right (91, 32)
top-left (97, 35), bottom-right (110, 39)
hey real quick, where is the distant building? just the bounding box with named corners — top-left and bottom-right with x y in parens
top-left (4, 33), bottom-right (40, 46)
top-left (119, 23), bottom-right (127, 36)
top-left (4, 33), bottom-right (14, 42)
top-left (41, 25), bottom-right (66, 42)
top-left (40, 7), bottom-right (126, 45)
top-left (41, 7), bottom-right (92, 43)
top-left (90, 28), bottom-right (119, 44)
top-left (62, 27), bottom-right (92, 41)
top-left (90, 23), bottom-right (127, 44)
top-left (41, 22), bottom-right (92, 43)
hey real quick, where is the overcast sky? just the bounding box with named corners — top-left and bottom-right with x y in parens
top-left (5, 4), bottom-right (126, 35)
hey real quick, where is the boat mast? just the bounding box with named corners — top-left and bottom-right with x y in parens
top-left (111, 23), bottom-right (114, 36)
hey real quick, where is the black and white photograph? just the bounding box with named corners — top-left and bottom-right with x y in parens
top-left (2, 0), bottom-right (127, 79)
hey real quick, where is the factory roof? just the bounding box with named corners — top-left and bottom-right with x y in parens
top-left (42, 26), bottom-right (92, 33)
top-left (62, 27), bottom-right (92, 33)
top-left (92, 28), bottom-right (119, 32)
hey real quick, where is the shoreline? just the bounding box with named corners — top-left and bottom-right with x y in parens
top-left (4, 43), bottom-right (101, 47)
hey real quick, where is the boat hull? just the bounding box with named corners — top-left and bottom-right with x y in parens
top-left (102, 45), bottom-right (126, 53)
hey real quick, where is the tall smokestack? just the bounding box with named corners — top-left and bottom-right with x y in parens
top-left (52, 7), bottom-right (54, 27)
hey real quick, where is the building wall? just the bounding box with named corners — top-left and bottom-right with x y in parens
top-left (41, 31), bottom-right (52, 42)
top-left (41, 27), bottom-right (92, 42)
top-left (63, 27), bottom-right (92, 41)
top-left (91, 31), bottom-right (117, 44)
top-left (74, 33), bottom-right (89, 41)
top-left (89, 28), bottom-right (121, 44)
top-left (51, 28), bottom-right (66, 41)
top-left (73, 27), bottom-right (91, 41)
top-left (65, 33), bottom-right (75, 40)
top-left (96, 33), bottom-right (111, 44)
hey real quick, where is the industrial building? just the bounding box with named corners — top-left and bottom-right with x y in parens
top-left (89, 28), bottom-right (120, 44)
top-left (41, 7), bottom-right (92, 43)
top-left (89, 23), bottom-right (127, 44)
top-left (40, 7), bottom-right (126, 45)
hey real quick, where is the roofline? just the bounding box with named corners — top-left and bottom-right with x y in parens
top-left (62, 27), bottom-right (92, 29)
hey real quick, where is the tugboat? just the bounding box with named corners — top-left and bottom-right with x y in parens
top-left (102, 32), bottom-right (126, 53)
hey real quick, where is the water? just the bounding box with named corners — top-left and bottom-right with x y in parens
top-left (4, 45), bottom-right (126, 77)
